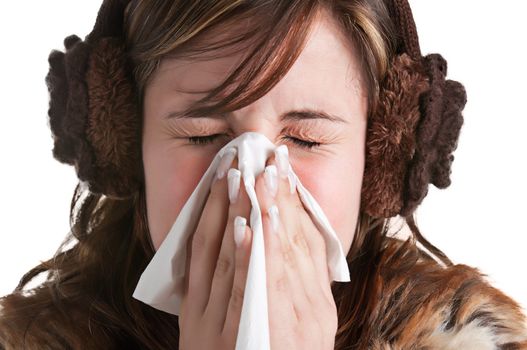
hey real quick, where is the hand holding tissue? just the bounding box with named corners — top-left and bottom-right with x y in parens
top-left (133, 132), bottom-right (350, 350)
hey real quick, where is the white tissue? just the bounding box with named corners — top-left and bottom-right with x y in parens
top-left (132, 131), bottom-right (350, 350)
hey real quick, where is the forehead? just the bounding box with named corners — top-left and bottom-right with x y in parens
top-left (148, 9), bottom-right (364, 97)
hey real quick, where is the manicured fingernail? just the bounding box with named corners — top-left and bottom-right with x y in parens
top-left (274, 145), bottom-right (289, 179)
top-left (244, 173), bottom-right (255, 188)
top-left (216, 147), bottom-right (237, 180)
top-left (268, 205), bottom-right (280, 234)
top-left (227, 168), bottom-right (241, 204)
top-left (264, 165), bottom-right (278, 198)
top-left (234, 216), bottom-right (246, 247)
top-left (287, 171), bottom-right (296, 194)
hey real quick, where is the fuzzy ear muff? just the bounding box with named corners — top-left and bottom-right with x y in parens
top-left (85, 37), bottom-right (142, 199)
top-left (46, 0), bottom-right (138, 200)
top-left (400, 54), bottom-right (466, 217)
top-left (361, 53), bottom-right (430, 218)
top-left (46, 35), bottom-right (100, 190)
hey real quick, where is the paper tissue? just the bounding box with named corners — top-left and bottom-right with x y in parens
top-left (133, 131), bottom-right (350, 350)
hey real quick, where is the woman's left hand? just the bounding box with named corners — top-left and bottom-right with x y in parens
top-left (253, 147), bottom-right (338, 350)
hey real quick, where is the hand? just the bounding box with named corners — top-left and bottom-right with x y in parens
top-left (179, 152), bottom-right (253, 350)
top-left (255, 147), bottom-right (337, 350)
top-left (178, 146), bottom-right (337, 350)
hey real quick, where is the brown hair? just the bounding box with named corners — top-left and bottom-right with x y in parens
top-left (0, 0), bottom-right (452, 348)
top-left (125, 0), bottom-right (394, 120)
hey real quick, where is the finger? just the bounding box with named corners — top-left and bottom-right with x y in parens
top-left (297, 210), bottom-right (333, 303)
top-left (265, 204), bottom-right (314, 323)
top-left (222, 221), bottom-right (252, 339)
top-left (269, 147), bottom-right (337, 336)
top-left (254, 166), bottom-right (297, 329)
top-left (263, 207), bottom-right (299, 331)
top-left (205, 164), bottom-right (251, 329)
top-left (269, 147), bottom-right (333, 304)
top-left (255, 161), bottom-right (318, 326)
top-left (186, 148), bottom-right (236, 315)
top-left (275, 147), bottom-right (338, 333)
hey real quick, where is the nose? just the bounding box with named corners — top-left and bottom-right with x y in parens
top-left (228, 101), bottom-right (279, 144)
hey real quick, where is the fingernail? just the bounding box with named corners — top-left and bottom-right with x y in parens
top-left (234, 216), bottom-right (246, 247)
top-left (268, 205), bottom-right (280, 234)
top-left (264, 165), bottom-right (278, 198)
top-left (244, 174), bottom-right (255, 188)
top-left (227, 168), bottom-right (241, 204)
top-left (275, 145), bottom-right (289, 179)
top-left (287, 171), bottom-right (296, 194)
top-left (216, 147), bottom-right (237, 180)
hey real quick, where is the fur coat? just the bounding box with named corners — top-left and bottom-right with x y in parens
top-left (364, 238), bottom-right (527, 349)
top-left (1, 237), bottom-right (526, 349)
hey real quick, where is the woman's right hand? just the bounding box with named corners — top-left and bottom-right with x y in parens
top-left (178, 154), bottom-right (254, 350)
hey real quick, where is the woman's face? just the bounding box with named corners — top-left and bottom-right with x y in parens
top-left (142, 11), bottom-right (368, 255)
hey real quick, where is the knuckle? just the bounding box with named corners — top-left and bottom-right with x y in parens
top-left (230, 285), bottom-right (245, 308)
top-left (291, 231), bottom-right (310, 254)
top-left (282, 245), bottom-right (296, 267)
top-left (275, 275), bottom-right (288, 292)
top-left (215, 254), bottom-right (233, 277)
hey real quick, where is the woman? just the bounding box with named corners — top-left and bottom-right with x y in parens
top-left (1, 0), bottom-right (526, 349)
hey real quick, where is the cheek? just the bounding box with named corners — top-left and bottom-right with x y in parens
top-left (144, 142), bottom-right (364, 252)
top-left (292, 154), bottom-right (364, 253)
top-left (144, 148), bottom-right (215, 250)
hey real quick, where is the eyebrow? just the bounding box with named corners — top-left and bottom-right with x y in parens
top-left (164, 108), bottom-right (348, 124)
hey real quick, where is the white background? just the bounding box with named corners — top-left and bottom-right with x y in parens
top-left (0, 1), bottom-right (526, 315)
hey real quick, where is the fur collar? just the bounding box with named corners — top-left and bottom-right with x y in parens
top-left (368, 238), bottom-right (527, 349)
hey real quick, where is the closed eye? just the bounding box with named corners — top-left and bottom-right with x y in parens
top-left (186, 134), bottom-right (223, 145)
top-left (186, 134), bottom-right (322, 149)
top-left (285, 136), bottom-right (322, 149)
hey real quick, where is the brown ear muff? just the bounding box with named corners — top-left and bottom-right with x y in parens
top-left (361, 0), bottom-right (467, 218)
top-left (400, 54), bottom-right (467, 217)
top-left (45, 0), bottom-right (140, 199)
top-left (361, 53), bottom-right (429, 218)
top-left (84, 36), bottom-right (141, 198)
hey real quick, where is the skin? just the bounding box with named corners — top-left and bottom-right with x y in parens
top-left (142, 8), bottom-right (368, 349)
